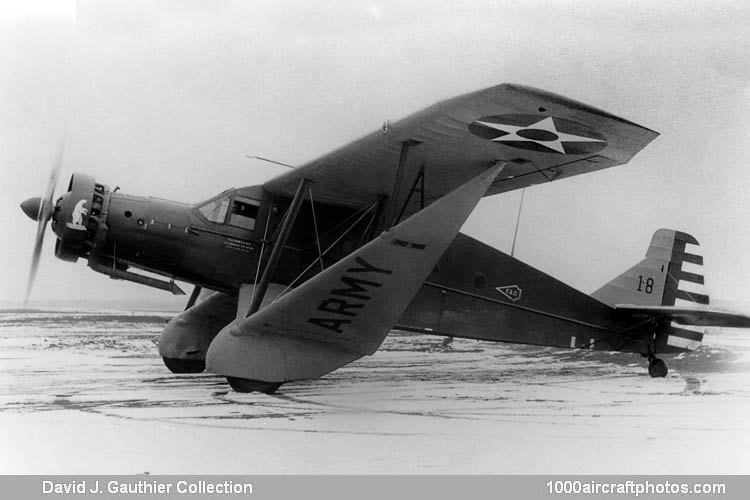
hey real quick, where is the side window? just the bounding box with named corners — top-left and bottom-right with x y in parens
top-left (229, 196), bottom-right (261, 230)
top-left (198, 195), bottom-right (230, 223)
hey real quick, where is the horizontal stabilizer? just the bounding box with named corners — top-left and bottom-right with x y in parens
top-left (206, 165), bottom-right (501, 382)
top-left (616, 304), bottom-right (750, 328)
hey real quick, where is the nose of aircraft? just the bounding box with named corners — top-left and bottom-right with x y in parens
top-left (20, 197), bottom-right (43, 221)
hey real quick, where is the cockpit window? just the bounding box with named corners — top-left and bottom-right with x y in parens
top-left (229, 196), bottom-right (261, 230)
top-left (198, 195), bottom-right (230, 223)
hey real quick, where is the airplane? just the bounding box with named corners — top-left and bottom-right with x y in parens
top-left (20, 83), bottom-right (750, 394)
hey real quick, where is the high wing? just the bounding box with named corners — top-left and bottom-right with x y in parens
top-left (615, 305), bottom-right (750, 328)
top-left (263, 83), bottom-right (658, 212)
top-left (206, 165), bottom-right (501, 382)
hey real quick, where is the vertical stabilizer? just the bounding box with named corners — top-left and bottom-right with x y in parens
top-left (592, 229), bottom-right (707, 307)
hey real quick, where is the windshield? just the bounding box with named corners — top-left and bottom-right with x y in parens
top-left (196, 192), bottom-right (262, 230)
top-left (197, 195), bottom-right (230, 223)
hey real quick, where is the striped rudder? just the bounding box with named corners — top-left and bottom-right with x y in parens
top-left (660, 230), bottom-right (707, 351)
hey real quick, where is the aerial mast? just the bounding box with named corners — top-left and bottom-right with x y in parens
top-left (510, 188), bottom-right (525, 258)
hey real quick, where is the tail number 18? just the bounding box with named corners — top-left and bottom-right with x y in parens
top-left (637, 275), bottom-right (654, 294)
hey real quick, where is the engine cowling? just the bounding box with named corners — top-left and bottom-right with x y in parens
top-left (50, 173), bottom-right (111, 263)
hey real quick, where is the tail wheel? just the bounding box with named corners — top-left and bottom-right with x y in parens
top-left (648, 357), bottom-right (668, 378)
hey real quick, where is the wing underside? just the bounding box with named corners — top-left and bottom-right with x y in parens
top-left (264, 83), bottom-right (658, 215)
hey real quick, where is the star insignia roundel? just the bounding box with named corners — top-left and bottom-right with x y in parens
top-left (468, 114), bottom-right (608, 155)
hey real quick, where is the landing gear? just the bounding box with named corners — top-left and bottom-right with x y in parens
top-left (648, 355), bottom-right (668, 378)
top-left (226, 376), bottom-right (283, 394)
top-left (162, 357), bottom-right (205, 373)
top-left (642, 327), bottom-right (668, 378)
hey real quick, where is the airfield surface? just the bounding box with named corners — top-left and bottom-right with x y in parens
top-left (1, 310), bottom-right (749, 474)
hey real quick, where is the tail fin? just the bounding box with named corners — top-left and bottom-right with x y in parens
top-left (592, 229), bottom-right (708, 308)
top-left (593, 229), bottom-right (708, 352)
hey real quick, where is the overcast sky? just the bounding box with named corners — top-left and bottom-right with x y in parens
top-left (1, 0), bottom-right (748, 309)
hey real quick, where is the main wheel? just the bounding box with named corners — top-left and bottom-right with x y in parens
top-left (648, 358), bottom-right (668, 378)
top-left (226, 377), bottom-right (282, 394)
top-left (162, 357), bottom-right (205, 373)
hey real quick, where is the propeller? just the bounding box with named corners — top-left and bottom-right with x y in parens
top-left (20, 139), bottom-right (65, 307)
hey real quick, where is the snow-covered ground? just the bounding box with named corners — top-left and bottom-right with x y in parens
top-left (1, 310), bottom-right (749, 474)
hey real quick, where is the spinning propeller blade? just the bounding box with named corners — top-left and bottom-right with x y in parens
top-left (22, 138), bottom-right (65, 307)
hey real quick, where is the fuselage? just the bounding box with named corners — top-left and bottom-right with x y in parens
top-left (47, 173), bottom-right (364, 294)
top-left (34, 172), bottom-right (659, 358)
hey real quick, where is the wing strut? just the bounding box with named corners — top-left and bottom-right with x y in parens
top-left (384, 139), bottom-right (421, 228)
top-left (394, 164), bottom-right (426, 225)
top-left (246, 177), bottom-right (310, 316)
top-left (274, 200), bottom-right (380, 299)
top-left (184, 285), bottom-right (202, 311)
